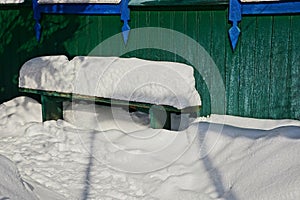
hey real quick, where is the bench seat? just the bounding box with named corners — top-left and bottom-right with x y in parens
top-left (19, 56), bottom-right (201, 130)
top-left (20, 88), bottom-right (201, 130)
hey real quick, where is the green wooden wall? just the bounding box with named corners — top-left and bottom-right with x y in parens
top-left (0, 5), bottom-right (299, 120)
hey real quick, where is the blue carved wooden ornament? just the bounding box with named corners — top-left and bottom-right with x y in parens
top-left (32, 0), bottom-right (130, 44)
top-left (229, 0), bottom-right (300, 51)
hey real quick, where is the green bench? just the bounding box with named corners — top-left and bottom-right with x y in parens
top-left (19, 56), bottom-right (202, 130)
top-left (20, 88), bottom-right (201, 130)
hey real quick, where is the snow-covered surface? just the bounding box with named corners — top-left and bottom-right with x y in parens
top-left (0, 0), bottom-right (24, 4)
top-left (0, 155), bottom-right (38, 199)
top-left (19, 56), bottom-right (201, 109)
top-left (0, 96), bottom-right (42, 137)
top-left (0, 96), bottom-right (300, 199)
top-left (38, 0), bottom-right (121, 4)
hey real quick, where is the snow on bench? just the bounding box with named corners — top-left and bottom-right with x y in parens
top-left (19, 56), bottom-right (201, 130)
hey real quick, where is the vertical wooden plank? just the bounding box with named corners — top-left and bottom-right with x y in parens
top-left (172, 10), bottom-right (186, 64)
top-left (86, 16), bottom-right (99, 54)
top-left (186, 10), bottom-right (202, 115)
top-left (197, 11), bottom-right (212, 116)
top-left (198, 11), bottom-right (211, 55)
top-left (76, 16), bottom-right (92, 55)
top-left (290, 15), bottom-right (300, 120)
top-left (172, 9), bottom-right (183, 33)
top-left (211, 10), bottom-right (226, 81)
top-left (225, 52), bottom-right (240, 116)
top-left (169, 10), bottom-right (177, 63)
top-left (54, 14), bottom-right (82, 57)
top-left (97, 14), bottom-right (103, 48)
top-left (269, 16), bottom-right (291, 119)
top-left (158, 9), bottom-right (173, 62)
top-left (225, 9), bottom-right (240, 116)
top-left (78, 16), bottom-right (89, 55)
top-left (130, 10), bottom-right (149, 58)
top-left (145, 10), bottom-right (158, 60)
top-left (239, 16), bottom-right (257, 117)
top-left (182, 9), bottom-right (195, 65)
top-left (252, 16), bottom-right (273, 118)
top-left (210, 10), bottom-right (227, 115)
top-left (102, 14), bottom-right (122, 56)
top-left (147, 10), bottom-right (160, 60)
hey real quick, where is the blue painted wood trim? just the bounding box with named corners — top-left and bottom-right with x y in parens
top-left (228, 0), bottom-right (241, 50)
top-left (228, 0), bottom-right (300, 51)
top-left (242, 2), bottom-right (300, 15)
top-left (32, 0), bottom-right (130, 43)
top-left (33, 0), bottom-right (42, 41)
top-left (121, 0), bottom-right (130, 43)
top-left (38, 4), bottom-right (121, 14)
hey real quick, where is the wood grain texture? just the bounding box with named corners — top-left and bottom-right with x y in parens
top-left (253, 16), bottom-right (273, 118)
top-left (269, 16), bottom-right (291, 119)
top-left (239, 16), bottom-right (256, 117)
top-left (290, 15), bottom-right (300, 120)
top-left (0, 7), bottom-right (299, 120)
top-left (226, 9), bottom-right (240, 116)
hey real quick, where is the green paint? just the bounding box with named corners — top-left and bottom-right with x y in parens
top-left (290, 15), bottom-right (300, 120)
top-left (269, 16), bottom-right (291, 119)
top-left (253, 16), bottom-right (272, 118)
top-left (22, 88), bottom-right (198, 130)
top-left (41, 95), bottom-right (63, 121)
top-left (239, 16), bottom-right (256, 117)
top-left (20, 88), bottom-right (201, 113)
top-left (12, 75), bottom-right (18, 85)
top-left (0, 6), bottom-right (299, 120)
top-left (149, 105), bottom-right (171, 129)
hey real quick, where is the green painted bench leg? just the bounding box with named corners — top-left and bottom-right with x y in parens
top-left (41, 95), bottom-right (63, 121)
top-left (164, 112), bottom-right (171, 130)
top-left (149, 105), bottom-right (171, 130)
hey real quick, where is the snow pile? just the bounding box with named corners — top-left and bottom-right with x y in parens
top-left (0, 155), bottom-right (38, 200)
top-left (63, 101), bottom-right (151, 132)
top-left (0, 97), bottom-right (300, 200)
top-left (0, 96), bottom-right (42, 137)
top-left (19, 55), bottom-right (73, 93)
top-left (19, 56), bottom-right (201, 109)
top-left (0, 0), bottom-right (24, 4)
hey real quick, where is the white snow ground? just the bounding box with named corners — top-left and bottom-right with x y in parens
top-left (0, 96), bottom-right (300, 200)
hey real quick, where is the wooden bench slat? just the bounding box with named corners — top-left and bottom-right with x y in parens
top-left (19, 88), bottom-right (201, 113)
top-left (20, 88), bottom-right (201, 130)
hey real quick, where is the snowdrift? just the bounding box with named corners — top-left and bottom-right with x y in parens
top-left (0, 97), bottom-right (300, 200)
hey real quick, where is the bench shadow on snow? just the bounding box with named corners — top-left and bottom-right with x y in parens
top-left (190, 122), bottom-right (300, 200)
top-left (81, 131), bottom-right (96, 200)
top-left (196, 121), bottom-right (300, 140)
top-left (79, 120), bottom-right (300, 200)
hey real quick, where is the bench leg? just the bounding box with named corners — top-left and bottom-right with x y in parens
top-left (41, 95), bottom-right (63, 122)
top-left (164, 112), bottom-right (171, 130)
top-left (149, 105), bottom-right (171, 130)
